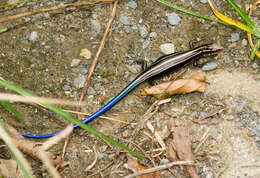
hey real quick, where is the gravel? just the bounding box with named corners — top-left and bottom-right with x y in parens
top-left (241, 39), bottom-right (248, 46)
top-left (139, 25), bottom-right (148, 38)
top-left (27, 31), bottom-right (38, 41)
top-left (167, 13), bottom-right (181, 26)
top-left (160, 43), bottom-right (175, 54)
top-left (91, 20), bottom-right (101, 35)
top-left (128, 0), bottom-right (137, 9)
top-left (202, 62), bottom-right (218, 71)
top-left (81, 68), bottom-right (88, 75)
top-left (73, 76), bottom-right (86, 89)
top-left (126, 64), bottom-right (142, 74)
top-left (142, 39), bottom-right (150, 49)
top-left (124, 25), bottom-right (132, 34)
top-left (70, 59), bottom-right (81, 67)
top-left (200, 0), bottom-right (207, 3)
top-left (87, 87), bottom-right (95, 95)
top-left (120, 15), bottom-right (131, 25)
top-left (230, 33), bottom-right (240, 42)
top-left (149, 32), bottom-right (157, 39)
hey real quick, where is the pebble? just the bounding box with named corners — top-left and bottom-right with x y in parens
top-left (139, 25), bottom-right (148, 38)
top-left (91, 20), bottom-right (101, 35)
top-left (27, 31), bottom-right (38, 41)
top-left (120, 16), bottom-right (131, 25)
top-left (126, 64), bottom-right (142, 74)
top-left (128, 0), bottom-right (137, 9)
top-left (200, 0), bottom-right (207, 3)
top-left (87, 87), bottom-right (95, 95)
top-left (97, 152), bottom-right (106, 160)
top-left (94, 83), bottom-right (101, 91)
top-left (70, 59), bottom-right (81, 67)
top-left (202, 62), bottom-right (218, 71)
top-left (230, 33), bottom-right (240, 42)
top-left (160, 43), bottom-right (175, 54)
top-left (80, 48), bottom-right (92, 59)
top-left (149, 32), bottom-right (157, 39)
top-left (142, 39), bottom-right (150, 49)
top-left (81, 68), bottom-right (88, 75)
top-left (241, 39), bottom-right (248, 46)
top-left (124, 25), bottom-right (132, 34)
top-left (160, 158), bottom-right (170, 165)
top-left (252, 63), bottom-right (259, 69)
top-left (167, 13), bottom-right (181, 26)
top-left (73, 76), bottom-right (85, 89)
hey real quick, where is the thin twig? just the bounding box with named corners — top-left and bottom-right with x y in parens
top-left (61, 0), bottom-right (118, 160)
top-left (85, 146), bottom-right (98, 171)
top-left (0, 0), bottom-right (115, 23)
top-left (194, 127), bottom-right (210, 153)
top-left (123, 161), bottom-right (194, 178)
top-left (78, 0), bottom-right (118, 108)
top-left (63, 109), bottom-right (130, 124)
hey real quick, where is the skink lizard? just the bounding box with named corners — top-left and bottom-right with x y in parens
top-left (20, 43), bottom-right (222, 138)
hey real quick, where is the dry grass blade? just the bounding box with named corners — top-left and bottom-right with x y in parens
top-left (0, 122), bottom-right (33, 177)
top-left (0, 0), bottom-right (115, 23)
top-left (0, 93), bottom-right (86, 106)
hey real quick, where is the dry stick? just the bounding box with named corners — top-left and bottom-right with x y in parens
top-left (123, 161), bottom-right (194, 178)
top-left (61, 0), bottom-right (119, 160)
top-left (78, 0), bottom-right (118, 107)
top-left (0, 0), bottom-right (115, 23)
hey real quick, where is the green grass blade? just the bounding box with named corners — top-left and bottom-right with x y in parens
top-left (0, 118), bottom-right (33, 178)
top-left (0, 79), bottom-right (145, 160)
top-left (226, 0), bottom-right (260, 36)
top-left (250, 39), bottom-right (260, 60)
top-left (155, 0), bottom-right (226, 25)
top-left (0, 0), bottom-right (30, 9)
top-left (0, 100), bottom-right (26, 120)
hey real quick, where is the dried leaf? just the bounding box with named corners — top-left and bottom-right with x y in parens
top-left (127, 154), bottom-right (160, 178)
top-left (141, 72), bottom-right (206, 99)
top-left (170, 124), bottom-right (199, 178)
top-left (0, 159), bottom-right (24, 178)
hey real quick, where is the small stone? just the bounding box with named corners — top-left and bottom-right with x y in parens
top-left (91, 20), bottom-right (101, 35)
top-left (73, 76), bottom-right (85, 89)
top-left (63, 84), bottom-right (70, 91)
top-left (202, 62), bottom-right (218, 71)
top-left (128, 0), bottom-right (137, 9)
top-left (120, 16), bottom-right (131, 25)
top-left (70, 59), bottom-right (81, 67)
top-left (80, 48), bottom-right (92, 59)
top-left (142, 39), bottom-right (150, 49)
top-left (27, 31), bottom-right (38, 41)
top-left (231, 33), bottom-right (240, 42)
top-left (94, 83), bottom-right (101, 91)
top-left (160, 43), bottom-right (175, 54)
top-left (124, 25), bottom-right (132, 34)
top-left (87, 87), bottom-right (95, 95)
top-left (241, 39), bottom-right (248, 46)
top-left (126, 64), bottom-right (142, 74)
top-left (97, 152), bottom-right (106, 160)
top-left (139, 25), bottom-right (148, 38)
top-left (81, 68), bottom-right (88, 75)
top-left (252, 63), bottom-right (258, 69)
top-left (167, 13), bottom-right (181, 26)
top-left (160, 158), bottom-right (170, 165)
top-left (200, 0), bottom-right (207, 3)
top-left (149, 32), bottom-right (157, 39)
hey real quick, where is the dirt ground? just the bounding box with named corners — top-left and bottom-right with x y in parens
top-left (0, 0), bottom-right (260, 177)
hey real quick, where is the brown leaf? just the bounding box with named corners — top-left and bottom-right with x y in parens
top-left (141, 72), bottom-right (206, 99)
top-left (127, 154), bottom-right (160, 178)
top-left (171, 125), bottom-right (200, 178)
top-left (0, 159), bottom-right (24, 178)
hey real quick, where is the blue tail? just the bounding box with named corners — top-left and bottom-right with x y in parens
top-left (19, 79), bottom-right (139, 138)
